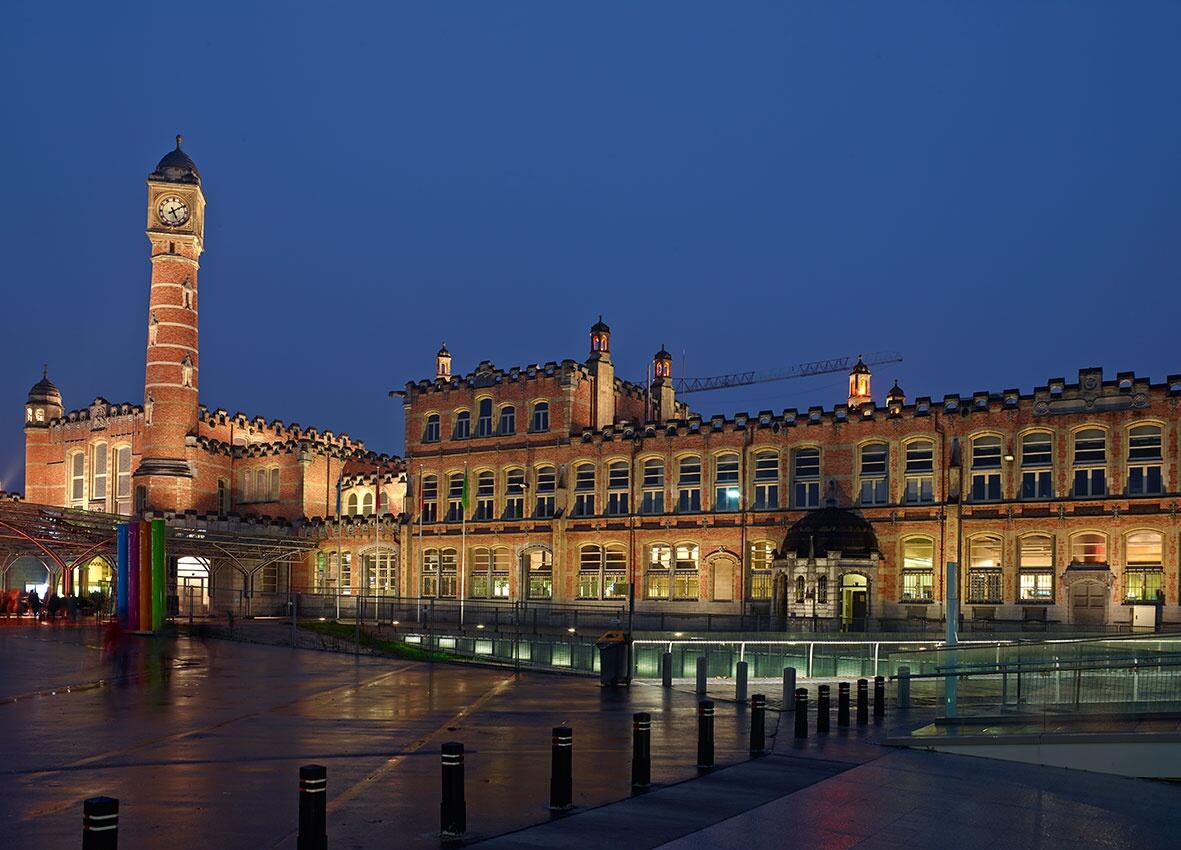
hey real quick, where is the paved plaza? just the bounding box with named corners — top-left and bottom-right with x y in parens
top-left (3, 625), bottom-right (1181, 848)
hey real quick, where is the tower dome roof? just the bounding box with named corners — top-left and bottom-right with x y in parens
top-left (27, 366), bottom-right (61, 405)
top-left (150, 135), bottom-right (201, 185)
top-left (886, 380), bottom-right (905, 402)
top-left (654, 345), bottom-right (672, 361)
top-left (437, 342), bottom-right (450, 358)
top-left (590, 316), bottom-right (610, 334)
top-left (782, 504), bottom-right (879, 559)
top-left (849, 355), bottom-right (870, 376)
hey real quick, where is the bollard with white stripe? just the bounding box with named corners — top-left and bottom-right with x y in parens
top-left (696, 700), bottom-right (715, 768)
top-left (82, 796), bottom-right (119, 850)
top-left (297, 764), bottom-right (327, 850)
top-left (631, 712), bottom-right (652, 789)
top-left (440, 742), bottom-right (466, 836)
top-left (550, 726), bottom-right (573, 810)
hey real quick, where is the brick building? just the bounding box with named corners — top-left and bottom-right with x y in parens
top-left (398, 320), bottom-right (1181, 629)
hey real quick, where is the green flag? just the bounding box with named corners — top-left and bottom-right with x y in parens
top-left (461, 466), bottom-right (470, 510)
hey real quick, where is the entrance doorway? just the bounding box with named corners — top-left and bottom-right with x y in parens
top-left (1070, 580), bottom-right (1107, 626)
top-left (177, 556), bottom-right (210, 618)
top-left (840, 573), bottom-right (869, 631)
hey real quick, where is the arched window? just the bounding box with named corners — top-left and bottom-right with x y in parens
top-left (606, 460), bottom-right (630, 515)
top-left (446, 472), bottom-right (466, 522)
top-left (423, 413), bottom-right (441, 443)
top-left (91, 443), bottom-right (108, 506)
top-left (817, 574), bottom-right (828, 605)
top-left (676, 456), bottom-right (702, 513)
top-left (748, 541), bottom-right (775, 600)
top-left (270, 468), bottom-right (281, 503)
top-left (1070, 532), bottom-right (1106, 564)
top-left (578, 543), bottom-right (628, 599)
top-left (1019, 534), bottom-right (1054, 602)
top-left (572, 463), bottom-right (596, 517)
top-left (468, 548), bottom-right (509, 598)
top-left (378, 490), bottom-right (389, 515)
top-left (901, 537), bottom-right (934, 602)
top-left (361, 491), bottom-right (374, 515)
top-left (360, 547), bottom-right (396, 595)
top-left (1073, 428), bottom-right (1107, 497)
top-left (795, 575), bottom-right (806, 604)
top-left (420, 474), bottom-right (438, 522)
top-left (115, 446), bottom-right (133, 514)
top-left (347, 492), bottom-right (359, 515)
top-left (240, 469), bottom-right (252, 504)
top-left (256, 468), bottom-right (269, 502)
top-left (792, 448), bottom-right (820, 508)
top-left (904, 439), bottom-right (935, 504)
top-left (646, 544), bottom-right (672, 599)
top-left (1020, 432), bottom-right (1053, 500)
top-left (68, 451), bottom-right (85, 507)
top-left (1128, 425), bottom-right (1163, 495)
top-left (503, 468), bottom-right (525, 519)
top-left (1126, 530), bottom-right (1164, 601)
top-left (525, 548), bottom-right (553, 599)
top-left (753, 451), bottom-right (779, 510)
top-left (439, 547), bottom-right (458, 597)
top-left (714, 453), bottom-right (740, 512)
top-left (476, 398), bottom-right (493, 437)
top-left (858, 442), bottom-right (888, 506)
top-left (530, 401), bottom-right (550, 433)
top-left (970, 436), bottom-right (1002, 502)
top-left (534, 465), bottom-right (557, 518)
top-left (641, 459), bottom-right (664, 514)
top-left (421, 548), bottom-right (440, 596)
top-left (453, 410), bottom-right (471, 440)
top-left (498, 405), bottom-right (516, 436)
top-left (967, 534), bottom-right (1003, 603)
top-left (673, 544), bottom-right (700, 600)
top-left (474, 471), bottom-right (495, 520)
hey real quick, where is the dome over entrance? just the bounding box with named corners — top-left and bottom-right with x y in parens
top-left (783, 504), bottom-right (879, 558)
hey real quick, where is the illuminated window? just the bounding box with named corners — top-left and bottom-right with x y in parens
top-left (646, 544), bottom-right (671, 599)
top-left (1070, 532), bottom-right (1106, 564)
top-left (579, 544), bottom-right (627, 599)
top-left (360, 491), bottom-right (373, 515)
top-left (904, 439), bottom-right (934, 504)
top-left (753, 451), bottom-right (779, 510)
top-left (1127, 425), bottom-right (1162, 496)
top-left (1018, 534), bottom-right (1054, 602)
top-left (859, 443), bottom-right (888, 506)
top-left (792, 448), bottom-right (820, 508)
top-left (969, 436), bottom-right (1002, 502)
top-left (526, 548), bottom-right (553, 599)
top-left (1072, 429), bottom-right (1106, 497)
top-left (673, 544), bottom-right (700, 600)
top-left (795, 575), bottom-right (806, 604)
top-left (421, 548), bottom-right (440, 596)
top-left (714, 453), bottom-right (740, 512)
top-left (1126, 531), bottom-right (1163, 600)
top-left (439, 547), bottom-right (457, 598)
top-left (1020, 432), bottom-right (1053, 500)
top-left (901, 537), bottom-right (934, 602)
top-left (749, 541), bottom-right (775, 599)
top-left (967, 534), bottom-right (1003, 603)
top-left (361, 549), bottom-right (396, 595)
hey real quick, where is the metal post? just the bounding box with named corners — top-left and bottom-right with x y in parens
top-left (631, 712), bottom-right (651, 789)
top-left (662, 651), bottom-right (673, 688)
top-left (297, 764), bottom-right (327, 850)
top-left (945, 560), bottom-right (959, 718)
top-left (817, 684), bottom-right (831, 734)
top-left (897, 666), bottom-right (911, 709)
top-left (549, 726), bottom-right (573, 809)
top-left (783, 667), bottom-right (796, 710)
top-left (749, 694), bottom-right (766, 755)
top-left (874, 675), bottom-right (886, 718)
top-left (697, 700), bottom-right (715, 768)
top-left (837, 681), bottom-right (850, 727)
top-left (695, 656), bottom-right (708, 696)
top-left (354, 598), bottom-right (360, 656)
top-left (440, 742), bottom-right (466, 836)
top-left (793, 688), bottom-right (808, 738)
top-left (82, 796), bottom-right (119, 850)
top-left (735, 660), bottom-right (748, 704)
top-left (856, 678), bottom-right (869, 725)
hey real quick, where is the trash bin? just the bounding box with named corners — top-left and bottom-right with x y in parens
top-left (596, 630), bottom-right (630, 687)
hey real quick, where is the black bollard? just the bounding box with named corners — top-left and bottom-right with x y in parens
top-left (837, 681), bottom-right (850, 727)
top-left (297, 765), bottom-right (327, 850)
top-left (631, 712), bottom-right (651, 789)
top-left (817, 684), bottom-right (831, 734)
top-left (793, 688), bottom-right (808, 739)
top-left (550, 726), bottom-right (573, 809)
top-left (82, 796), bottom-right (119, 850)
top-left (697, 700), bottom-right (715, 768)
top-left (874, 675), bottom-right (886, 718)
top-left (440, 742), bottom-right (466, 836)
top-left (749, 693), bottom-right (767, 755)
top-left (856, 678), bottom-right (869, 725)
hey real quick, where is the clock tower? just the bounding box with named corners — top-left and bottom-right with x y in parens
top-left (134, 135), bottom-right (206, 512)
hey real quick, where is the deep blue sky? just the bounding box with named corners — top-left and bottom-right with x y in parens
top-left (2, 2), bottom-right (1179, 489)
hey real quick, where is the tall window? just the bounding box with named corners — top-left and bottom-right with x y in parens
top-left (378, 490), bottom-right (389, 515)
top-left (673, 544), bottom-right (700, 600)
top-left (901, 537), bottom-right (934, 602)
top-left (970, 436), bottom-right (1002, 502)
top-left (1125, 531), bottom-right (1164, 601)
top-left (240, 469), bottom-right (252, 503)
top-left (271, 468), bottom-right (281, 503)
top-left (640, 459), bottom-right (664, 514)
top-left (474, 471), bottom-right (495, 520)
top-left (1020, 432), bottom-right (1053, 500)
top-left (115, 446), bottom-right (132, 514)
top-left (1127, 425), bottom-right (1163, 496)
top-left (498, 405), bottom-right (516, 435)
top-left (530, 401), bottom-right (550, 433)
top-left (1018, 534), bottom-right (1054, 602)
top-left (606, 461), bottom-right (629, 515)
top-left (1070, 532), bottom-right (1107, 564)
top-left (420, 474), bottom-right (438, 522)
top-left (646, 544), bottom-right (672, 599)
top-left (676, 456), bottom-right (702, 512)
top-left (453, 410), bottom-right (471, 440)
top-left (469, 548), bottom-right (510, 598)
top-left (91, 443), bottom-right (108, 506)
top-left (476, 398), bottom-right (493, 437)
top-left (795, 575), bottom-right (806, 604)
top-left (361, 549), bottom-right (396, 595)
top-left (526, 548), bottom-right (553, 599)
top-left (859, 443), bottom-right (888, 506)
top-left (792, 448), bottom-right (820, 508)
top-left (339, 552), bottom-right (352, 595)
top-left (534, 465), bottom-right (556, 518)
top-left (753, 451), bottom-right (779, 510)
top-left (578, 544), bottom-right (627, 599)
top-left (967, 535), bottom-right (1003, 603)
top-left (749, 541), bottom-right (774, 600)
top-left (69, 452), bottom-right (85, 507)
top-left (439, 547), bottom-right (457, 598)
top-left (423, 414), bottom-right (440, 443)
top-left (904, 439), bottom-right (934, 504)
top-left (1072, 428), bottom-right (1107, 497)
top-left (572, 463), bottom-right (596, 517)
top-left (421, 548), bottom-right (440, 596)
top-left (714, 453), bottom-right (740, 512)
top-left (503, 468), bottom-right (525, 519)
top-left (256, 468), bottom-right (269, 502)
top-left (360, 491), bottom-right (373, 515)
top-left (347, 493), bottom-right (359, 515)
top-left (446, 473), bottom-right (465, 522)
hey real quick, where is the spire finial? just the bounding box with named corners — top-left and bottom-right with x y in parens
top-left (176, 134), bottom-right (183, 150)
top-left (42, 364), bottom-right (48, 380)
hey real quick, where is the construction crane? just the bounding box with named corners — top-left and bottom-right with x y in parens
top-left (672, 351), bottom-right (903, 395)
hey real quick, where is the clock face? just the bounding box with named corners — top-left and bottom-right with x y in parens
top-left (157, 196), bottom-right (190, 227)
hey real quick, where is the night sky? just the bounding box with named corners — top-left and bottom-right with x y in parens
top-left (2, 2), bottom-right (1179, 490)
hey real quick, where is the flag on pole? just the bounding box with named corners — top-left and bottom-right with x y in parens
top-left (461, 464), bottom-right (470, 510)
top-left (335, 477), bottom-right (342, 516)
